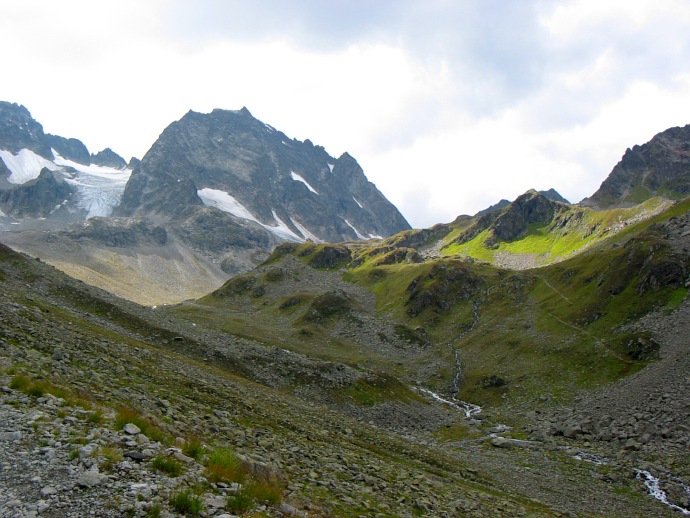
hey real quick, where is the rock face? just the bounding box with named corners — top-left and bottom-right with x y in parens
top-left (583, 124), bottom-right (690, 208)
top-left (117, 107), bottom-right (410, 243)
top-left (0, 168), bottom-right (73, 218)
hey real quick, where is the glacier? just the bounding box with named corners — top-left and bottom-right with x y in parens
top-left (0, 148), bottom-right (131, 219)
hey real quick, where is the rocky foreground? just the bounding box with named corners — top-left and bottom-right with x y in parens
top-left (0, 256), bottom-right (687, 517)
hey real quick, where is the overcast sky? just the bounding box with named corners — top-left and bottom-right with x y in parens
top-left (2, 1), bottom-right (690, 228)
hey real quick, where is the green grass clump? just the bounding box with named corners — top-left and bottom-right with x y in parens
top-left (114, 406), bottom-right (168, 443)
top-left (226, 491), bottom-right (254, 514)
top-left (204, 448), bottom-right (245, 483)
top-left (244, 479), bottom-right (283, 505)
top-left (8, 374), bottom-right (31, 391)
top-left (151, 455), bottom-right (183, 477)
top-left (182, 436), bottom-right (206, 460)
top-left (169, 490), bottom-right (204, 516)
top-left (144, 503), bottom-right (161, 518)
top-left (86, 410), bottom-right (105, 424)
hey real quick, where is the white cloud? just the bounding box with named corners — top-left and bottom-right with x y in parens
top-left (2, 1), bottom-right (690, 229)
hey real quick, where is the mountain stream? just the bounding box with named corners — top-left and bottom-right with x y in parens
top-left (417, 298), bottom-right (482, 418)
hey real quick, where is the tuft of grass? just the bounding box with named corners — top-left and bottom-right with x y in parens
top-left (144, 503), bottom-right (161, 518)
top-left (26, 385), bottom-right (45, 398)
top-left (114, 406), bottom-right (168, 443)
top-left (244, 479), bottom-right (283, 505)
top-left (169, 490), bottom-right (204, 516)
top-left (86, 410), bottom-right (105, 424)
top-left (9, 374), bottom-right (31, 391)
top-left (151, 455), bottom-right (183, 477)
top-left (226, 491), bottom-right (254, 514)
top-left (182, 436), bottom-right (206, 460)
top-left (204, 448), bottom-right (245, 483)
top-left (99, 446), bottom-right (123, 472)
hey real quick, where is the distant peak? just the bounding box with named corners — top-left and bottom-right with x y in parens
top-left (239, 106), bottom-right (252, 117)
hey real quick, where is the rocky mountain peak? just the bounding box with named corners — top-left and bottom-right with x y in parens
top-left (90, 148), bottom-right (127, 169)
top-left (117, 107), bottom-right (410, 244)
top-left (0, 101), bottom-right (51, 158)
top-left (583, 123), bottom-right (690, 208)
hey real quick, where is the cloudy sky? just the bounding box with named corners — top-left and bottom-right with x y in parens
top-left (2, 1), bottom-right (690, 227)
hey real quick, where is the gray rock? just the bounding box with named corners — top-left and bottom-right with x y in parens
top-left (491, 437), bottom-right (512, 449)
top-left (40, 486), bottom-right (57, 497)
top-left (77, 470), bottom-right (108, 488)
top-left (123, 423), bottom-right (141, 435)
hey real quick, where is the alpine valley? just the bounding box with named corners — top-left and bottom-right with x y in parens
top-left (0, 101), bottom-right (689, 517)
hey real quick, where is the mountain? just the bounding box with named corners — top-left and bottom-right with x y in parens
top-left (0, 102), bottom-right (410, 303)
top-left (117, 107), bottom-right (410, 243)
top-left (583, 123), bottom-right (690, 208)
top-left (0, 102), bottom-right (131, 220)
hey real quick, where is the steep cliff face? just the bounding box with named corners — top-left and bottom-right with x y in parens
top-left (584, 124), bottom-right (690, 208)
top-left (117, 108), bottom-right (410, 243)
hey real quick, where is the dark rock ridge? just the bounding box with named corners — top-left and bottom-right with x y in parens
top-left (583, 123), bottom-right (690, 208)
top-left (0, 168), bottom-right (73, 218)
top-left (117, 107), bottom-right (410, 243)
top-left (475, 189), bottom-right (569, 218)
top-left (90, 147), bottom-right (127, 169)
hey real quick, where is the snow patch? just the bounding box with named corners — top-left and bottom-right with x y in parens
top-left (290, 171), bottom-right (318, 194)
top-left (269, 211), bottom-right (303, 242)
top-left (327, 163), bottom-right (334, 173)
top-left (352, 197), bottom-right (364, 209)
top-left (368, 232), bottom-right (384, 240)
top-left (197, 187), bottom-right (304, 242)
top-left (0, 208), bottom-right (5, 217)
top-left (344, 219), bottom-right (367, 240)
top-left (197, 188), bottom-right (260, 223)
top-left (0, 148), bottom-right (58, 184)
top-left (290, 218), bottom-right (323, 243)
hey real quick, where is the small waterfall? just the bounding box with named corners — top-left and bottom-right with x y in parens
top-left (635, 470), bottom-right (690, 515)
top-left (448, 298), bottom-right (481, 399)
top-left (417, 297), bottom-right (483, 417)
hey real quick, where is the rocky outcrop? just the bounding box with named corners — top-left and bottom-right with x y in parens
top-left (90, 148), bottom-right (127, 169)
top-left (456, 190), bottom-right (567, 247)
top-left (583, 124), bottom-right (690, 208)
top-left (0, 168), bottom-right (73, 218)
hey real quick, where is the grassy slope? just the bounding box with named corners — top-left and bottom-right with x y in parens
top-left (441, 197), bottom-right (673, 267)
top-left (186, 198), bottom-right (690, 416)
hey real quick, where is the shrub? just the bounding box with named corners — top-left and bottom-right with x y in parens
top-left (170, 490), bottom-right (204, 516)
